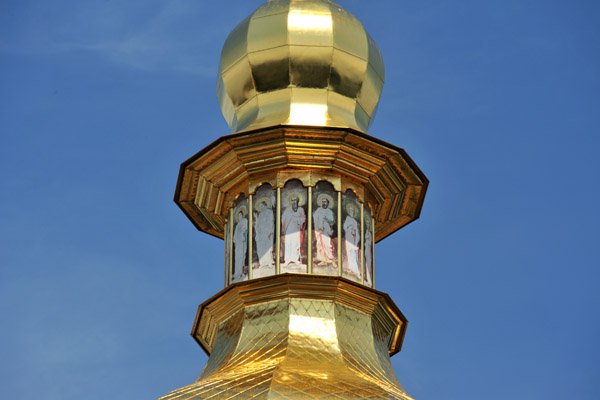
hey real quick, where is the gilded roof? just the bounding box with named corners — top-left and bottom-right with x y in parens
top-left (159, 275), bottom-right (412, 399)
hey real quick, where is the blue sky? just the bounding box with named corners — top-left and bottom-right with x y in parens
top-left (1, 0), bottom-right (599, 399)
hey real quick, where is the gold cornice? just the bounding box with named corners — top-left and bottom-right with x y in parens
top-left (160, 274), bottom-right (414, 400)
top-left (174, 125), bottom-right (428, 242)
top-left (191, 274), bottom-right (407, 357)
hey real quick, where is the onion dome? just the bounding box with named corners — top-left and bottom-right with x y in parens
top-left (217, 0), bottom-right (385, 133)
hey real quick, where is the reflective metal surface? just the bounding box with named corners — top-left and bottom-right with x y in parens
top-left (174, 126), bottom-right (428, 243)
top-left (159, 275), bottom-right (413, 400)
top-left (165, 1), bottom-right (428, 398)
top-left (217, 0), bottom-right (385, 134)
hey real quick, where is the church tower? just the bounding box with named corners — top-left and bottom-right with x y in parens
top-left (160, 1), bottom-right (428, 398)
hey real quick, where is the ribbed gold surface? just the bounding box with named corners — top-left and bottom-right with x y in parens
top-left (159, 275), bottom-right (413, 399)
top-left (217, 0), bottom-right (384, 134)
top-left (174, 126), bottom-right (428, 243)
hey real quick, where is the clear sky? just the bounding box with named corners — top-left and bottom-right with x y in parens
top-left (1, 1), bottom-right (599, 399)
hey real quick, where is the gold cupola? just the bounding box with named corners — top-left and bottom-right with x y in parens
top-left (217, 0), bottom-right (385, 133)
top-left (162, 1), bottom-right (428, 399)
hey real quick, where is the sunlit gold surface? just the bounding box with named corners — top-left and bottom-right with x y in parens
top-left (167, 0), bottom-right (427, 398)
top-left (175, 126), bottom-right (428, 242)
top-left (159, 275), bottom-right (413, 399)
top-left (217, 0), bottom-right (384, 134)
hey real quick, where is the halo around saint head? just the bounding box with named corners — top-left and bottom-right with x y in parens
top-left (346, 203), bottom-right (359, 217)
top-left (255, 197), bottom-right (272, 212)
top-left (235, 205), bottom-right (248, 222)
top-left (317, 193), bottom-right (335, 207)
top-left (286, 191), bottom-right (305, 207)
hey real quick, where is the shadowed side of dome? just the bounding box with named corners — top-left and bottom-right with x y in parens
top-left (217, 0), bottom-right (385, 134)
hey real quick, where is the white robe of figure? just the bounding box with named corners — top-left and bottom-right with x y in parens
top-left (281, 206), bottom-right (306, 264)
top-left (364, 227), bottom-right (373, 285)
top-left (233, 216), bottom-right (248, 279)
top-left (255, 208), bottom-right (274, 267)
top-left (313, 206), bottom-right (336, 263)
top-left (343, 215), bottom-right (361, 276)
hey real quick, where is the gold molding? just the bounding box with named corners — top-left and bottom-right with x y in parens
top-left (175, 126), bottom-right (428, 242)
top-left (173, 275), bottom-right (413, 400)
top-left (191, 274), bottom-right (407, 357)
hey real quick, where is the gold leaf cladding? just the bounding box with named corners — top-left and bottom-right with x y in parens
top-left (175, 126), bottom-right (427, 241)
top-left (160, 275), bottom-right (413, 400)
top-left (217, 0), bottom-right (385, 134)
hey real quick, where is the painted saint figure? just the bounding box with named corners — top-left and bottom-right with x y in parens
top-left (232, 207), bottom-right (248, 281)
top-left (281, 194), bottom-right (306, 265)
top-left (364, 217), bottom-right (373, 286)
top-left (343, 204), bottom-right (361, 276)
top-left (255, 198), bottom-right (274, 268)
top-left (313, 194), bottom-right (336, 266)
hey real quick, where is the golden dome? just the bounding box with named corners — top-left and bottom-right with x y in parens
top-left (217, 0), bottom-right (385, 134)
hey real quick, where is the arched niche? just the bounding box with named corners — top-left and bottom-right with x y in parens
top-left (224, 180), bottom-right (375, 288)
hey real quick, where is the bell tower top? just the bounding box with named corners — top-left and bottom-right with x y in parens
top-left (163, 2), bottom-right (429, 398)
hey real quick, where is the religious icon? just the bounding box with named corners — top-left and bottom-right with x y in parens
top-left (312, 181), bottom-right (337, 274)
top-left (252, 184), bottom-right (276, 278)
top-left (342, 190), bottom-right (361, 283)
top-left (364, 205), bottom-right (374, 287)
top-left (232, 195), bottom-right (249, 283)
top-left (280, 180), bottom-right (307, 273)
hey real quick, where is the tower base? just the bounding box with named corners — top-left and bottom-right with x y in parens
top-left (159, 275), bottom-right (414, 400)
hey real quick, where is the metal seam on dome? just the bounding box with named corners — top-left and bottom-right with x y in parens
top-left (220, 16), bottom-right (251, 72)
top-left (332, 46), bottom-right (368, 62)
top-left (246, 43), bottom-right (336, 55)
top-left (367, 60), bottom-right (385, 83)
top-left (220, 53), bottom-right (246, 75)
top-left (234, 93), bottom-right (258, 113)
top-left (355, 101), bottom-right (371, 119)
top-left (251, 11), bottom-right (290, 20)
